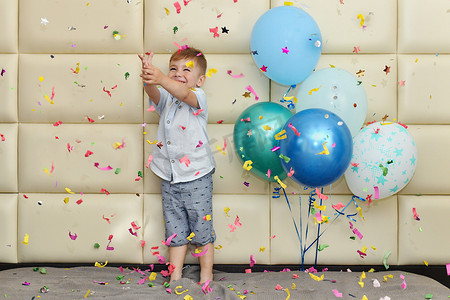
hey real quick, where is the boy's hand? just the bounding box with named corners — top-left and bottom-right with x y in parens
top-left (138, 52), bottom-right (165, 86)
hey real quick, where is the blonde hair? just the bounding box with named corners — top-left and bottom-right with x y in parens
top-left (170, 47), bottom-right (207, 75)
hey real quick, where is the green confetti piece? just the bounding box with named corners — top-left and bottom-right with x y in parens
top-left (383, 250), bottom-right (391, 270)
top-left (318, 244), bottom-right (329, 251)
top-left (94, 243), bottom-right (100, 249)
top-left (425, 294), bottom-right (433, 299)
top-left (349, 236), bottom-right (356, 240)
top-left (173, 26), bottom-right (178, 34)
top-left (115, 168), bottom-right (121, 175)
top-left (124, 72), bottom-right (130, 80)
top-left (40, 268), bottom-right (47, 274)
top-left (419, 227), bottom-right (423, 232)
top-left (148, 282), bottom-right (154, 287)
top-left (116, 275), bottom-right (125, 281)
top-left (33, 267), bottom-right (40, 272)
top-left (163, 282), bottom-right (170, 288)
top-left (138, 171), bottom-right (143, 177)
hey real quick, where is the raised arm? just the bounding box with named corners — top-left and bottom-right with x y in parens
top-left (138, 52), bottom-right (161, 105)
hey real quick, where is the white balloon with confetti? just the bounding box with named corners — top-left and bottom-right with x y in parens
top-left (344, 121), bottom-right (418, 201)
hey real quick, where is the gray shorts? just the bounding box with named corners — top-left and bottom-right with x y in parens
top-left (161, 170), bottom-right (216, 247)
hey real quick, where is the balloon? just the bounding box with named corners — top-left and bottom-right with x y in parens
top-left (296, 68), bottom-right (368, 137)
top-left (250, 5), bottom-right (322, 86)
top-left (344, 122), bottom-right (418, 200)
top-left (234, 102), bottom-right (293, 182)
top-left (278, 108), bottom-right (353, 187)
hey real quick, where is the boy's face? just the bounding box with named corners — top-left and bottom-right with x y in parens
top-left (168, 58), bottom-right (206, 88)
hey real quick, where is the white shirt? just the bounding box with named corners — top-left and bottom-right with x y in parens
top-left (150, 87), bottom-right (215, 183)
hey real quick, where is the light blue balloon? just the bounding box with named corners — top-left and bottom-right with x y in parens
top-left (250, 6), bottom-right (322, 86)
top-left (296, 68), bottom-right (368, 137)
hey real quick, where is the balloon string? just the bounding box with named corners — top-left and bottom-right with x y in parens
top-left (279, 85), bottom-right (296, 110)
top-left (314, 186), bottom-right (325, 267)
top-left (280, 187), bottom-right (303, 269)
top-left (302, 189), bottom-right (316, 267)
top-left (298, 186), bottom-right (305, 270)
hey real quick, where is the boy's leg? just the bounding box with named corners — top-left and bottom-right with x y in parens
top-left (169, 244), bottom-right (188, 282)
top-left (197, 242), bottom-right (214, 284)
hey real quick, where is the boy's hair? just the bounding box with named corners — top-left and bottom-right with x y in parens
top-left (170, 47), bottom-right (207, 75)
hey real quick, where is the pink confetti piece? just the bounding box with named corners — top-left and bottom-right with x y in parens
top-left (179, 155), bottom-right (191, 167)
top-left (353, 46), bottom-right (361, 53)
top-left (94, 163), bottom-right (113, 171)
top-left (0, 68), bottom-right (5, 76)
top-left (332, 202), bottom-right (345, 210)
top-left (191, 245), bottom-right (209, 257)
top-left (162, 233), bottom-right (177, 246)
top-left (146, 154), bottom-right (153, 168)
top-left (234, 215), bottom-right (242, 227)
top-left (128, 228), bottom-right (137, 236)
top-left (196, 140), bottom-right (203, 148)
top-left (446, 263), bottom-right (450, 275)
top-left (400, 274), bottom-right (407, 289)
top-left (103, 87), bottom-right (112, 97)
top-left (332, 289), bottom-right (343, 297)
top-left (241, 117), bottom-right (250, 122)
top-left (271, 146), bottom-right (280, 152)
top-left (183, 0), bottom-right (192, 5)
top-left (53, 120), bottom-right (63, 126)
top-left (250, 254), bottom-right (256, 267)
top-left (412, 208), bottom-right (420, 221)
top-left (158, 255), bottom-right (165, 264)
top-left (193, 109), bottom-right (204, 116)
top-left (315, 187), bottom-right (328, 200)
top-left (353, 228), bottom-right (363, 240)
top-left (131, 221), bottom-right (141, 230)
top-left (68, 231), bottom-right (78, 240)
top-left (0, 133), bottom-right (5, 142)
top-left (85, 150), bottom-right (94, 157)
top-left (209, 27), bottom-right (219, 38)
top-left (275, 284), bottom-right (283, 290)
top-left (228, 224), bottom-right (236, 232)
top-left (106, 235), bottom-right (114, 250)
top-left (374, 186), bottom-right (380, 199)
top-left (22, 281), bottom-right (31, 286)
top-left (227, 70), bottom-right (244, 78)
top-left (101, 188), bottom-right (110, 195)
top-left (76, 199), bottom-right (83, 205)
top-left (287, 167), bottom-right (295, 177)
top-left (160, 264), bottom-right (175, 277)
top-left (138, 277), bottom-right (147, 285)
top-left (245, 269), bottom-right (252, 273)
top-left (147, 105), bottom-right (155, 112)
top-left (357, 250), bottom-right (367, 258)
top-left (173, 1), bottom-right (181, 13)
top-left (245, 85), bottom-right (259, 101)
top-left (202, 280), bottom-right (212, 294)
top-left (266, 169), bottom-right (271, 178)
top-left (288, 123), bottom-right (300, 136)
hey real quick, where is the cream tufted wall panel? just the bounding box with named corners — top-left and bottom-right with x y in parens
top-left (1, 0), bottom-right (449, 268)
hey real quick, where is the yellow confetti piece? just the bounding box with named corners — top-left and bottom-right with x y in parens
top-left (204, 214), bottom-right (211, 221)
top-left (243, 160), bottom-right (253, 171)
top-left (164, 8), bottom-right (170, 15)
top-left (64, 197), bottom-right (69, 204)
top-left (186, 232), bottom-right (195, 241)
top-left (309, 273), bottom-right (324, 281)
top-left (186, 61), bottom-right (194, 68)
top-left (149, 272), bottom-right (157, 281)
top-left (39, 76), bottom-right (44, 82)
top-left (216, 145), bottom-right (226, 155)
top-left (215, 245), bottom-right (223, 250)
top-left (313, 201), bottom-right (326, 211)
top-left (84, 289), bottom-right (91, 298)
top-left (22, 233), bottom-right (29, 245)
top-left (94, 260), bottom-right (108, 268)
top-left (329, 64), bottom-right (336, 68)
top-left (206, 68), bottom-right (217, 78)
top-left (44, 168), bottom-right (50, 175)
top-left (308, 86), bottom-right (321, 95)
top-left (284, 1), bottom-right (293, 5)
top-left (283, 96), bottom-right (297, 103)
top-left (146, 140), bottom-right (157, 144)
top-left (259, 247), bottom-right (265, 252)
top-left (274, 175), bottom-right (287, 189)
top-left (357, 14), bottom-right (365, 27)
top-left (383, 274), bottom-right (393, 282)
top-left (44, 94), bottom-right (54, 104)
top-left (423, 260), bottom-right (429, 266)
top-left (184, 295), bottom-right (193, 300)
top-left (262, 125), bottom-right (271, 131)
top-left (358, 271), bottom-right (366, 288)
top-left (368, 268), bottom-right (375, 273)
top-left (316, 142), bottom-right (329, 155)
top-left (415, 58), bottom-right (419, 63)
top-left (371, 246), bottom-right (377, 251)
top-left (65, 188), bottom-right (75, 194)
top-left (224, 207), bottom-right (230, 217)
top-left (360, 246), bottom-right (367, 254)
top-left (175, 286), bottom-right (189, 295)
top-left (291, 283), bottom-right (296, 289)
top-left (284, 288), bottom-right (291, 300)
top-left (361, 296), bottom-right (368, 300)
top-left (356, 206), bottom-right (365, 221)
top-left (274, 129), bottom-right (287, 140)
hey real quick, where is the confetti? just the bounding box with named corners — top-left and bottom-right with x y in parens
top-left (206, 68), bottom-right (217, 78)
top-left (332, 289), bottom-right (343, 297)
top-left (191, 245), bottom-right (208, 257)
top-left (245, 85), bottom-right (259, 100)
top-left (209, 27), bottom-right (219, 38)
top-left (227, 70), bottom-right (244, 78)
top-left (68, 231), bottom-right (78, 240)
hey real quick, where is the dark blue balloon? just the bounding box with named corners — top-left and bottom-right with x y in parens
top-left (278, 108), bottom-right (353, 188)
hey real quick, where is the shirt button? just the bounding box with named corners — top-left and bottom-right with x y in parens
top-left (171, 159), bottom-right (175, 163)
top-left (178, 105), bottom-right (182, 109)
top-left (167, 120), bottom-right (170, 124)
top-left (167, 141), bottom-right (171, 145)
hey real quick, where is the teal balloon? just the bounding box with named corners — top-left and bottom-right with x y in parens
top-left (251, 5), bottom-right (322, 86)
top-left (296, 68), bottom-right (368, 137)
top-left (234, 102), bottom-right (293, 182)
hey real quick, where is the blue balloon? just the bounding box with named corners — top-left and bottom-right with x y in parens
top-left (278, 108), bottom-right (353, 187)
top-left (251, 6), bottom-right (322, 86)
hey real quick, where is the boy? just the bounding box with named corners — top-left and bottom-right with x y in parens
top-left (138, 47), bottom-right (216, 285)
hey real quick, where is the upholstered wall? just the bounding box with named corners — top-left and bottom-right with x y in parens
top-left (1, 0), bottom-right (449, 269)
